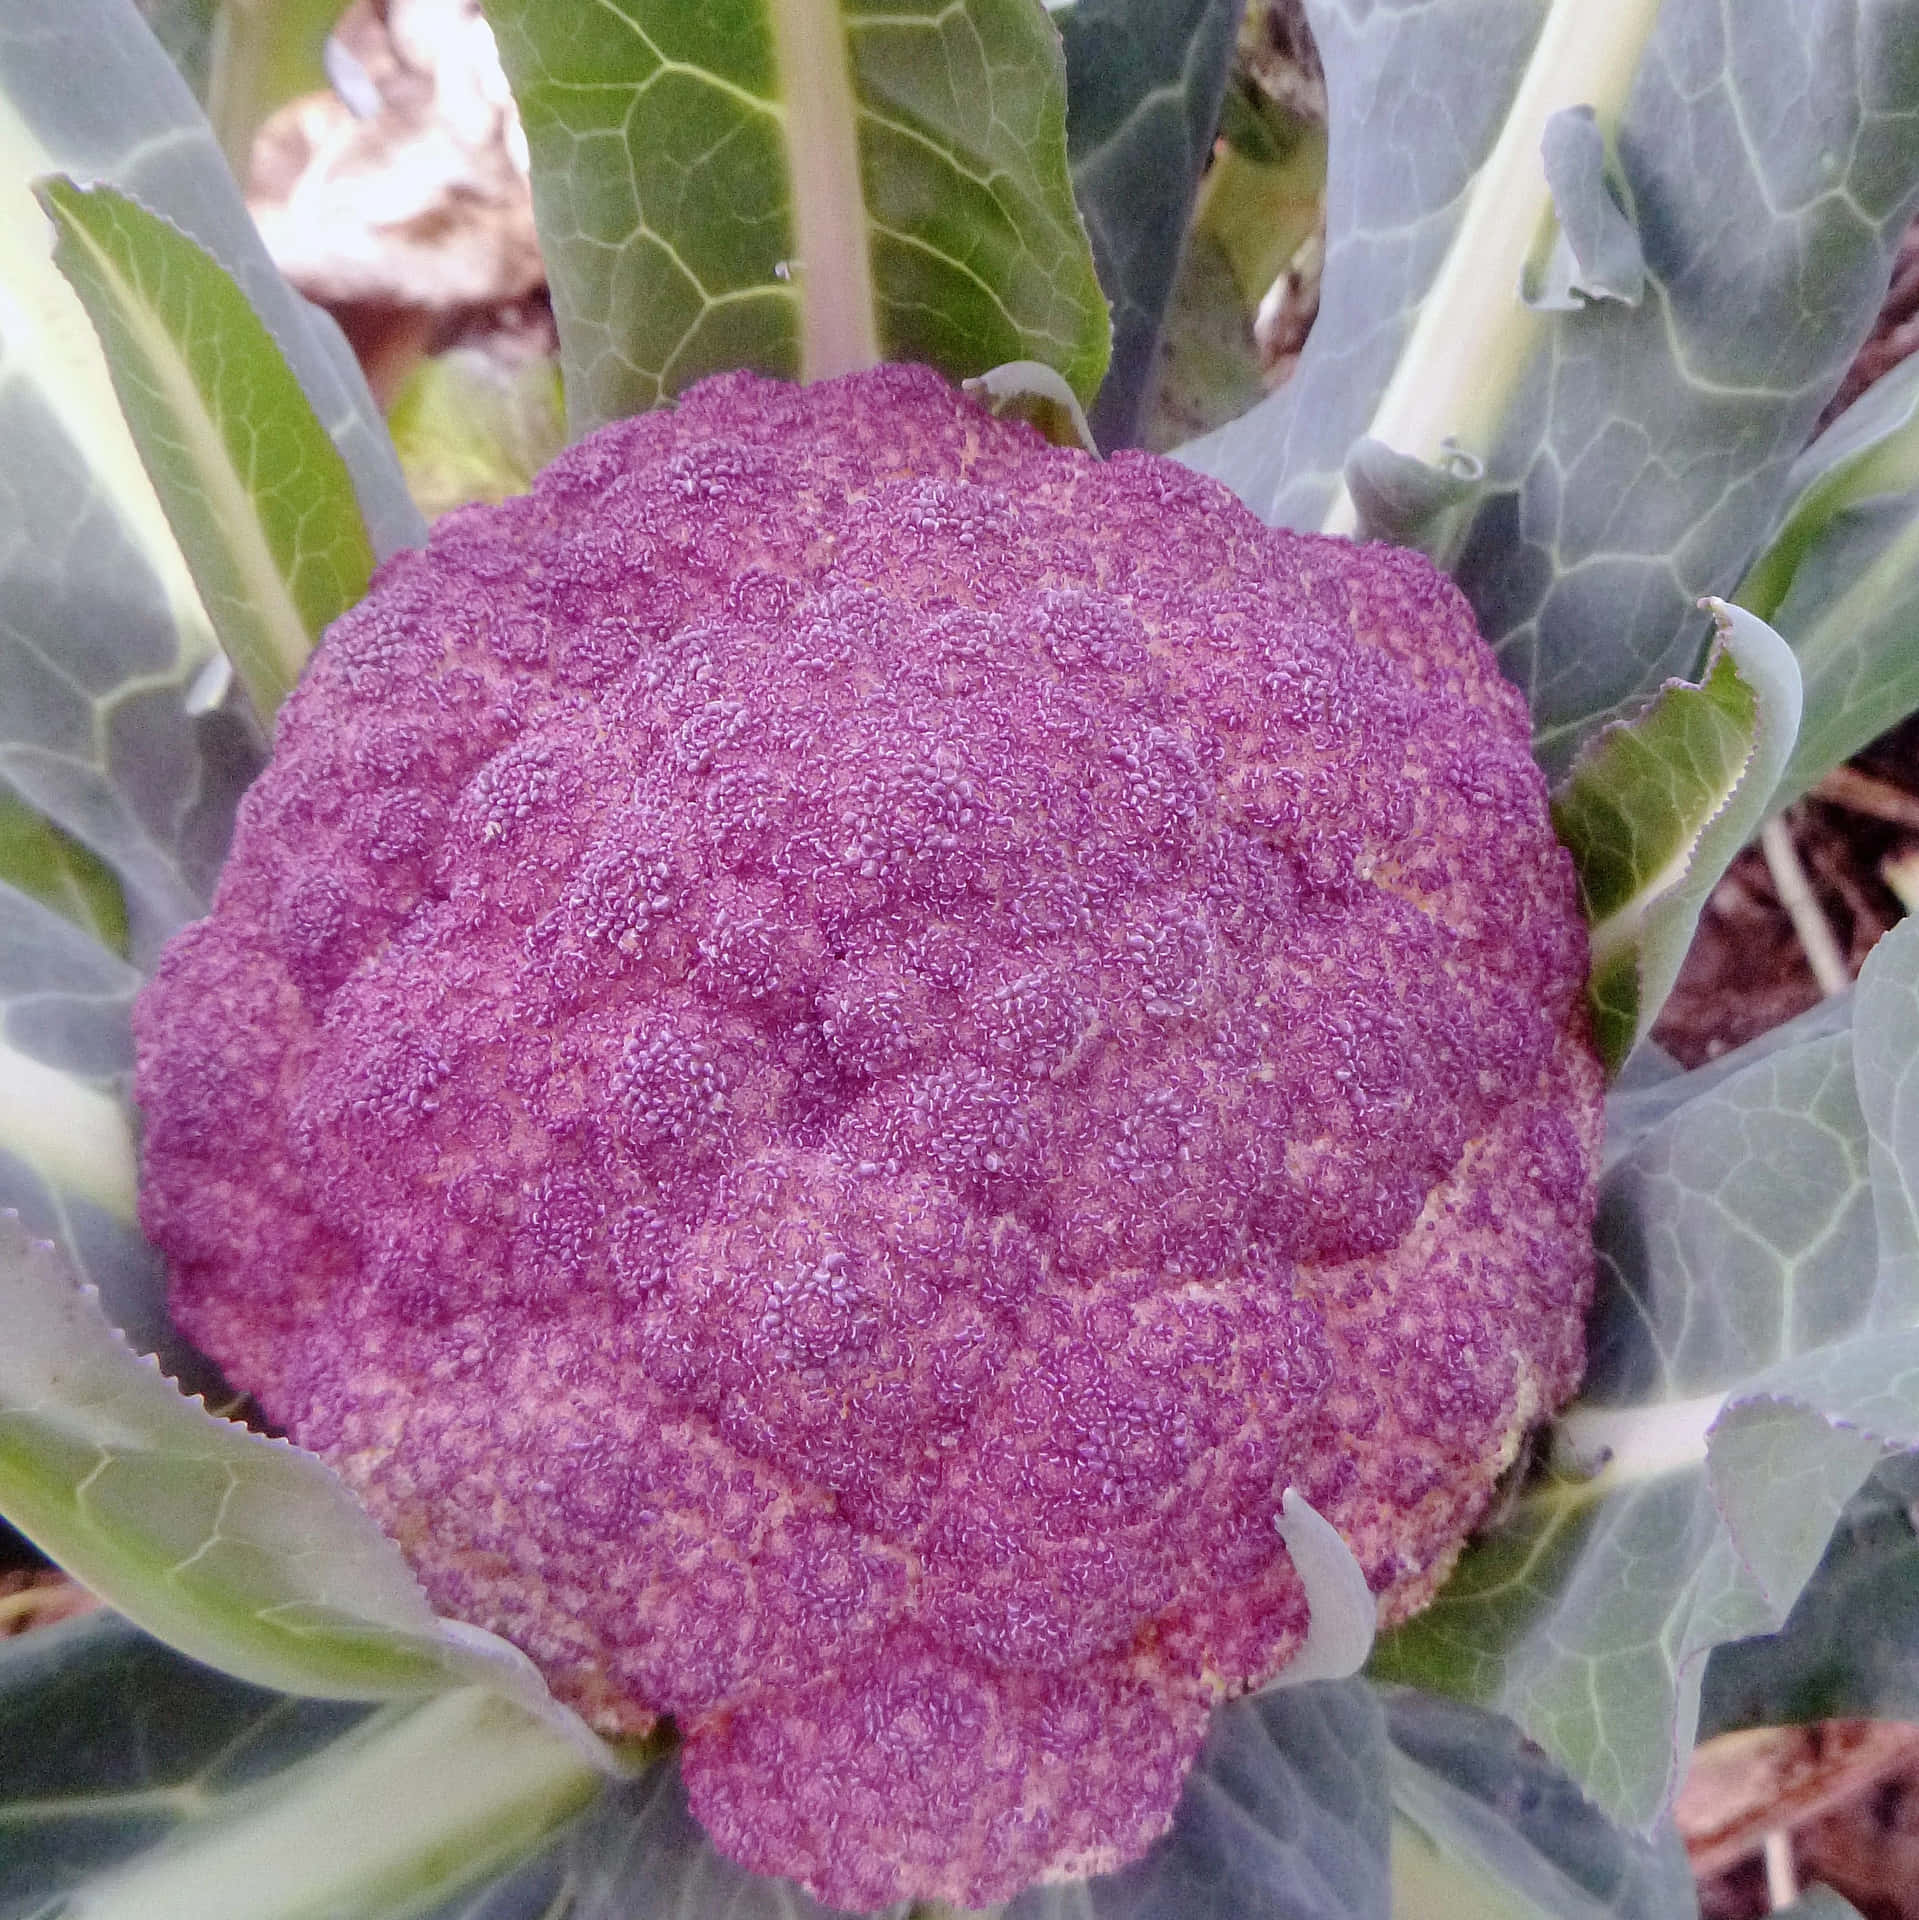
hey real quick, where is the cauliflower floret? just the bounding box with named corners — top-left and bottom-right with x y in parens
top-left (134, 364), bottom-right (1602, 1911)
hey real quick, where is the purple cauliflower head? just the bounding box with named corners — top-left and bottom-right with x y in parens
top-left (134, 364), bottom-right (1603, 1911)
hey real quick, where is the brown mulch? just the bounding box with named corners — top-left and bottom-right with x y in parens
top-left (0, 1567), bottom-right (95, 1639)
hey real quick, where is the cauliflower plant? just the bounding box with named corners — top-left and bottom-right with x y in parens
top-left (133, 364), bottom-right (1603, 1911)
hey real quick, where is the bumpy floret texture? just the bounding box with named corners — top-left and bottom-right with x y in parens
top-left (135, 365), bottom-right (1602, 1911)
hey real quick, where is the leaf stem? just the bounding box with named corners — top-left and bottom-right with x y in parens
top-left (768, 0), bottom-right (882, 380)
top-left (1320, 0), bottom-right (1662, 539)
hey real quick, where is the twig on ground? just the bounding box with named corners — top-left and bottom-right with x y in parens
top-left (1812, 763), bottom-right (1919, 832)
top-left (1761, 816), bottom-right (1852, 996)
top-left (1762, 1828), bottom-right (1798, 1910)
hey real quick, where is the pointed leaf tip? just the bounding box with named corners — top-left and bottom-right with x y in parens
top-left (36, 177), bottom-right (375, 727)
top-left (1270, 1487), bottom-right (1376, 1686)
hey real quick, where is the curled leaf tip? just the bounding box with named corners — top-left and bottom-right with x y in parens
top-left (963, 361), bottom-right (1099, 453)
top-left (1268, 1488), bottom-right (1377, 1687)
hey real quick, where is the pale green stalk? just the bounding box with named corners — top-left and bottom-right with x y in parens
top-left (1321, 0), bottom-right (1663, 536)
top-left (768, 0), bottom-right (882, 379)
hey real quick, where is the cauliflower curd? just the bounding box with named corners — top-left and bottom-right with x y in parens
top-left (134, 365), bottom-right (1603, 1911)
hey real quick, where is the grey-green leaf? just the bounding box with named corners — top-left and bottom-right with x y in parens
top-left (0, 786), bottom-right (128, 957)
top-left (1699, 1462), bottom-right (1919, 1735)
top-left (1011, 1683), bottom-right (1393, 1919)
top-left (1551, 600), bottom-right (1802, 1073)
top-left (0, 0), bottom-right (421, 953)
top-left (1372, 916), bottom-right (1919, 1832)
top-left (1056, 0), bottom-right (1243, 450)
top-left (0, 1610), bottom-right (369, 1916)
top-left (0, 1613), bottom-right (604, 1920)
top-left (39, 176), bottom-right (375, 728)
top-left (1856, 899), bottom-right (1919, 1320)
top-left (1739, 353), bottom-right (1919, 811)
top-left (1384, 1691), bottom-right (1694, 1920)
top-left (0, 879), bottom-right (190, 1381)
top-left (57, 1689), bottom-right (600, 1920)
top-left (1178, 0), bottom-right (1919, 775)
top-left (484, 0), bottom-right (1111, 435)
top-left (0, 1212), bottom-right (611, 1747)
top-left (1344, 437), bottom-right (1483, 555)
top-left (420, 1684), bottom-right (1395, 1920)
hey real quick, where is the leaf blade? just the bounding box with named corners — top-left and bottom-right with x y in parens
top-left (0, 0), bottom-right (422, 951)
top-left (484, 0), bottom-right (1110, 434)
top-left (38, 177), bottom-right (376, 726)
top-left (1370, 915), bottom-right (1919, 1831)
top-left (0, 785), bottom-right (128, 956)
top-left (1739, 354), bottom-right (1919, 810)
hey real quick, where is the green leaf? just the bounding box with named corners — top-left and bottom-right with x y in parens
top-left (1178, 0), bottom-right (1919, 775)
top-left (1138, 225), bottom-right (1266, 453)
top-left (1055, 0), bottom-right (1243, 450)
top-left (1738, 353), bottom-right (1919, 810)
top-left (38, 177), bottom-right (376, 728)
top-left (1371, 915), bottom-right (1919, 1833)
top-left (483, 0), bottom-right (1110, 435)
top-left (387, 350), bottom-right (568, 523)
top-left (1191, 94), bottom-right (1326, 314)
top-left (1551, 600), bottom-right (1802, 1074)
top-left (0, 0), bottom-right (421, 953)
top-left (0, 1212), bottom-right (616, 1748)
top-left (0, 785), bottom-right (128, 957)
top-left (1384, 1692), bottom-right (1694, 1920)
top-left (0, 1614), bottom-right (604, 1920)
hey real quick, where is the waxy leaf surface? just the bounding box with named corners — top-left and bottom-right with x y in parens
top-left (1699, 1457), bottom-right (1919, 1735)
top-left (1055, 0), bottom-right (1241, 450)
top-left (1384, 1692), bottom-right (1693, 1920)
top-left (0, 1214), bottom-right (613, 1746)
top-left (1180, 0), bottom-right (1919, 773)
top-left (0, 1614), bottom-right (602, 1920)
top-left (0, 883), bottom-right (174, 1377)
top-left (1739, 353), bottom-right (1919, 809)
